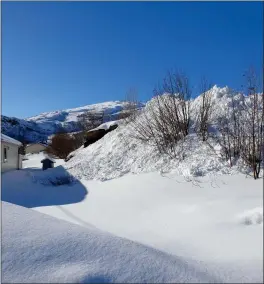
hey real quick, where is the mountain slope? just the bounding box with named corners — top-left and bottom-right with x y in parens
top-left (1, 115), bottom-right (47, 143)
top-left (1, 101), bottom-right (144, 143)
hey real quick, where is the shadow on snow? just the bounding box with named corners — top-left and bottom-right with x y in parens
top-left (1, 166), bottom-right (88, 208)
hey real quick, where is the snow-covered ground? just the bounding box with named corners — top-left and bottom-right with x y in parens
top-left (4, 201), bottom-right (224, 283)
top-left (23, 152), bottom-right (65, 169)
top-left (2, 153), bottom-right (263, 283)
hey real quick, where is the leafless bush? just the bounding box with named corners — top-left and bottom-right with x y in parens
top-left (215, 68), bottom-right (263, 178)
top-left (195, 77), bottom-right (214, 141)
top-left (45, 133), bottom-right (76, 159)
top-left (119, 88), bottom-right (140, 123)
top-left (129, 70), bottom-right (192, 158)
top-left (239, 68), bottom-right (263, 179)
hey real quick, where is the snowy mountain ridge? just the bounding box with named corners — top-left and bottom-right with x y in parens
top-left (2, 100), bottom-right (144, 143)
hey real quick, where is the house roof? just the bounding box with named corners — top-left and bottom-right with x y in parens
top-left (26, 143), bottom-right (48, 147)
top-left (1, 134), bottom-right (22, 146)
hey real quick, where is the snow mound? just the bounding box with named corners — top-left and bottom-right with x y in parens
top-left (30, 166), bottom-right (77, 186)
top-left (65, 85), bottom-right (261, 181)
top-left (2, 201), bottom-right (223, 283)
top-left (237, 207), bottom-right (263, 225)
top-left (65, 123), bottom-right (234, 181)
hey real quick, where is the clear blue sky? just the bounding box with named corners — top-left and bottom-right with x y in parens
top-left (2, 1), bottom-right (263, 118)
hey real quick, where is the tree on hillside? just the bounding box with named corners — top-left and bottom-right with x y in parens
top-left (214, 68), bottom-right (263, 178)
top-left (239, 68), bottom-right (263, 179)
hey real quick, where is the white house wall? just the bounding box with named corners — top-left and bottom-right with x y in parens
top-left (1, 142), bottom-right (20, 172)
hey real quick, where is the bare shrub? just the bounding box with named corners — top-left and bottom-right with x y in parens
top-left (45, 133), bottom-right (76, 159)
top-left (119, 88), bottom-right (140, 123)
top-left (214, 68), bottom-right (263, 178)
top-left (129, 70), bottom-right (192, 158)
top-left (239, 68), bottom-right (263, 179)
top-left (195, 77), bottom-right (214, 141)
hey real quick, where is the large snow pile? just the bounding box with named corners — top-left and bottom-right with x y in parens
top-left (65, 86), bottom-right (257, 181)
top-left (29, 165), bottom-right (77, 186)
top-left (2, 201), bottom-right (225, 283)
top-left (65, 125), bottom-right (233, 181)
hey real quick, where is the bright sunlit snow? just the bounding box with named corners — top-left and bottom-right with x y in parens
top-left (2, 86), bottom-right (263, 283)
top-left (4, 201), bottom-right (226, 283)
top-left (2, 151), bottom-right (263, 283)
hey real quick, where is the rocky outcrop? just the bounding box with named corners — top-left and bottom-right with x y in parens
top-left (84, 124), bottom-right (118, 148)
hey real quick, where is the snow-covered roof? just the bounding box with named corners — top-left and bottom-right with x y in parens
top-left (26, 143), bottom-right (48, 147)
top-left (88, 120), bottom-right (119, 133)
top-left (1, 134), bottom-right (22, 146)
top-left (41, 157), bottom-right (56, 163)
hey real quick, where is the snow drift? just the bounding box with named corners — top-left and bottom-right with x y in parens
top-left (2, 201), bottom-right (225, 283)
top-left (65, 85), bottom-right (260, 181)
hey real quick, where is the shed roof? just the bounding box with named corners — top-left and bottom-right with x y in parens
top-left (1, 134), bottom-right (22, 146)
top-left (41, 158), bottom-right (56, 163)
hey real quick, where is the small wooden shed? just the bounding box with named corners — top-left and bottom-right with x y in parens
top-left (41, 157), bottom-right (55, 170)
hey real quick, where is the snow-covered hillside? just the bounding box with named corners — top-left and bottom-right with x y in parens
top-left (64, 85), bottom-right (262, 181)
top-left (1, 100), bottom-right (144, 143)
top-left (26, 101), bottom-right (143, 135)
top-left (1, 115), bottom-right (47, 143)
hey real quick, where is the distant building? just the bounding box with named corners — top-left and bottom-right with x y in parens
top-left (26, 143), bottom-right (47, 154)
top-left (1, 134), bottom-right (23, 172)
